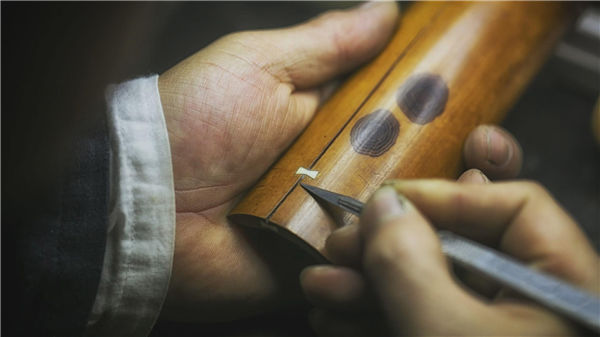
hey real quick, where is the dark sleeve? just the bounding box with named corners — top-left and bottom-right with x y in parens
top-left (8, 115), bottom-right (110, 337)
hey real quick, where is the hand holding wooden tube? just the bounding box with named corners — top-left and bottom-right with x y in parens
top-left (157, 2), bottom-right (527, 322)
top-left (158, 2), bottom-right (399, 321)
top-left (229, 1), bottom-right (572, 261)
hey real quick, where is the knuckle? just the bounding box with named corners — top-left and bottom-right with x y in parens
top-left (363, 241), bottom-right (399, 273)
top-left (222, 31), bottom-right (252, 43)
top-left (220, 31), bottom-right (265, 54)
top-left (538, 251), bottom-right (591, 285)
top-left (218, 32), bottom-right (241, 46)
top-left (519, 180), bottom-right (549, 198)
top-left (444, 188), bottom-right (469, 224)
top-left (315, 9), bottom-right (347, 25)
top-left (310, 10), bottom-right (354, 64)
top-left (363, 226), bottom-right (420, 271)
top-left (217, 31), bottom-right (276, 74)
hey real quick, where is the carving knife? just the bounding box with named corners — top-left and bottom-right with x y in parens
top-left (300, 183), bottom-right (600, 332)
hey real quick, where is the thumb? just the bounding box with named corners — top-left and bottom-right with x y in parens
top-left (360, 187), bottom-right (487, 335)
top-left (262, 2), bottom-right (398, 88)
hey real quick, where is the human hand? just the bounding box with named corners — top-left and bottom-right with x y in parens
top-left (300, 179), bottom-right (599, 336)
top-left (158, 2), bottom-right (400, 322)
top-left (157, 1), bottom-right (525, 323)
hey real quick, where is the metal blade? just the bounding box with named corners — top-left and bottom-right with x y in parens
top-left (438, 231), bottom-right (600, 332)
top-left (300, 183), bottom-right (364, 215)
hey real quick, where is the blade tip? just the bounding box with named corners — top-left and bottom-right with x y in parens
top-left (301, 183), bottom-right (327, 199)
top-left (299, 183), bottom-right (316, 193)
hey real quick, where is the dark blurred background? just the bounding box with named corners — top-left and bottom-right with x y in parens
top-left (3, 2), bottom-right (599, 336)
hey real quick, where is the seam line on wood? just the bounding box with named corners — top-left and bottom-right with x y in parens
top-left (264, 5), bottom-right (447, 223)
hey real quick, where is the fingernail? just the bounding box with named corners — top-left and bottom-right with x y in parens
top-left (464, 168), bottom-right (489, 184)
top-left (477, 170), bottom-right (490, 183)
top-left (485, 127), bottom-right (512, 167)
top-left (373, 186), bottom-right (406, 220)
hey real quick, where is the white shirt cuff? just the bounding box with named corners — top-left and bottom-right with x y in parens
top-left (86, 75), bottom-right (175, 337)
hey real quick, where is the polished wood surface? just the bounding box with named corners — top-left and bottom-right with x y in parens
top-left (230, 2), bottom-right (573, 261)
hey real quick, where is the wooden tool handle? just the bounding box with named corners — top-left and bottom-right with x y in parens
top-left (230, 2), bottom-right (573, 261)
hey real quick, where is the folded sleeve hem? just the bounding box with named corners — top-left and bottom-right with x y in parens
top-left (86, 75), bottom-right (175, 337)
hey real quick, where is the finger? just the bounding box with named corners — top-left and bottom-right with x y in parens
top-left (318, 79), bottom-right (343, 105)
top-left (457, 168), bottom-right (490, 184)
top-left (463, 125), bottom-right (523, 180)
top-left (286, 88), bottom-right (323, 132)
top-left (385, 179), bottom-right (600, 292)
top-left (300, 265), bottom-right (369, 312)
top-left (286, 79), bottom-right (345, 134)
top-left (456, 169), bottom-right (504, 296)
top-left (261, 2), bottom-right (399, 88)
top-left (452, 263), bottom-right (503, 300)
top-left (359, 186), bottom-right (489, 335)
top-left (324, 224), bottom-right (361, 266)
top-left (360, 186), bottom-right (581, 335)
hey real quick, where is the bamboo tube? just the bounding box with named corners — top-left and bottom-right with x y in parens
top-left (230, 2), bottom-right (574, 262)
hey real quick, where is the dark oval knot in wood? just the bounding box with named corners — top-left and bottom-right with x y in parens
top-left (396, 73), bottom-right (449, 124)
top-left (350, 109), bottom-right (400, 157)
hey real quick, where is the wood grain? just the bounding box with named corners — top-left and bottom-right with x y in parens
top-left (229, 2), bottom-right (573, 261)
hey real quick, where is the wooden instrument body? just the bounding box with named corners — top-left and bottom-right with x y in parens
top-left (230, 2), bottom-right (572, 261)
